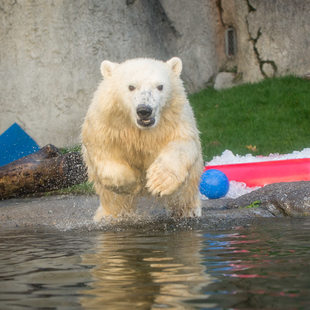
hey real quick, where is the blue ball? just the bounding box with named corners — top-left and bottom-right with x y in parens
top-left (199, 169), bottom-right (229, 199)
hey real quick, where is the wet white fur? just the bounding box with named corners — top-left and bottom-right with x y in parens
top-left (82, 57), bottom-right (203, 222)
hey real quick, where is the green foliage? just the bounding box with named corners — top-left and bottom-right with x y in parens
top-left (59, 144), bottom-right (82, 154)
top-left (190, 76), bottom-right (310, 161)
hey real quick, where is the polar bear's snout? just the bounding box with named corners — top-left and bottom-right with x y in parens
top-left (135, 89), bottom-right (158, 128)
top-left (136, 104), bottom-right (155, 128)
top-left (136, 104), bottom-right (152, 119)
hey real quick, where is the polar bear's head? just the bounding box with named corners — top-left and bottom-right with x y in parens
top-left (100, 57), bottom-right (183, 129)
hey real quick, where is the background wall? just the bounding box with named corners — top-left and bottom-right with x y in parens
top-left (0, 0), bottom-right (309, 147)
top-left (0, 0), bottom-right (218, 147)
top-left (218, 0), bottom-right (310, 82)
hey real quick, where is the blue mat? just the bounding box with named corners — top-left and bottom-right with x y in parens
top-left (0, 123), bottom-right (40, 167)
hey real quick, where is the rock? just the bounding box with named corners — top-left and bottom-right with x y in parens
top-left (0, 181), bottom-right (309, 231)
top-left (303, 73), bottom-right (310, 80)
top-left (214, 72), bottom-right (236, 90)
top-left (226, 182), bottom-right (310, 217)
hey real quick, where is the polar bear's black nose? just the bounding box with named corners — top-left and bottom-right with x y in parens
top-left (136, 104), bottom-right (153, 119)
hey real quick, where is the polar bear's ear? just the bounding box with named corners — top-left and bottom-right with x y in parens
top-left (166, 57), bottom-right (182, 76)
top-left (100, 60), bottom-right (117, 78)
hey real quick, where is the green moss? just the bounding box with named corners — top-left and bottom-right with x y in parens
top-left (242, 200), bottom-right (261, 209)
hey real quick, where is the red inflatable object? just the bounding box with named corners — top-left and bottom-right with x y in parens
top-left (204, 158), bottom-right (310, 187)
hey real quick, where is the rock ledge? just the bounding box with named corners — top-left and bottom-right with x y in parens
top-left (0, 182), bottom-right (309, 231)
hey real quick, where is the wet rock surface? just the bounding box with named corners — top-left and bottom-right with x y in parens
top-left (0, 181), bottom-right (309, 231)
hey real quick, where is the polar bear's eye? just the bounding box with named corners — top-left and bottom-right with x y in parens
top-left (128, 85), bottom-right (136, 91)
top-left (157, 85), bottom-right (164, 91)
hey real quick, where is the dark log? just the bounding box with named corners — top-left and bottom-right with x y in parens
top-left (0, 145), bottom-right (87, 200)
top-left (9, 144), bottom-right (61, 164)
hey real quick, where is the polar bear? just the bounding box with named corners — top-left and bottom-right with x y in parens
top-left (81, 57), bottom-right (203, 222)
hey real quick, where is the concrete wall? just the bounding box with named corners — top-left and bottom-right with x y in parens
top-left (159, 0), bottom-right (218, 90)
top-left (218, 0), bottom-right (310, 83)
top-left (0, 0), bottom-right (309, 147)
top-left (0, 0), bottom-right (218, 147)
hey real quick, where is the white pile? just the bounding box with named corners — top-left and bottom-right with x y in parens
top-left (202, 148), bottom-right (310, 199)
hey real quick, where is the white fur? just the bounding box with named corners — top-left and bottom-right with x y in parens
top-left (82, 57), bottom-right (203, 222)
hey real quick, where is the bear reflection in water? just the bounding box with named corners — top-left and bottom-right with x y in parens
top-left (80, 231), bottom-right (211, 309)
top-left (82, 57), bottom-right (203, 221)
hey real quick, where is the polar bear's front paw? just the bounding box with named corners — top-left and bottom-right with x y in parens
top-left (100, 162), bottom-right (141, 195)
top-left (146, 162), bottom-right (185, 196)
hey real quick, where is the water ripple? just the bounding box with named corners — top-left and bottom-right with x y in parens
top-left (0, 219), bottom-right (310, 309)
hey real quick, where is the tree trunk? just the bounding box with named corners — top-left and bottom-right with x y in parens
top-left (0, 145), bottom-right (87, 200)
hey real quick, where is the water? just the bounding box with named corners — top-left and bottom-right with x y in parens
top-left (0, 219), bottom-right (310, 309)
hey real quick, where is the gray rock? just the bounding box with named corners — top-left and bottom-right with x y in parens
top-left (0, 181), bottom-right (309, 232)
top-left (214, 72), bottom-right (236, 90)
top-left (226, 181), bottom-right (310, 217)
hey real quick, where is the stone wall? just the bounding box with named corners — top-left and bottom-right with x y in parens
top-left (0, 0), bottom-right (218, 147)
top-left (218, 0), bottom-right (310, 83)
top-left (0, 0), bottom-right (309, 147)
top-left (159, 0), bottom-right (218, 90)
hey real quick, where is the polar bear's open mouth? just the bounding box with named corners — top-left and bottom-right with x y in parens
top-left (137, 117), bottom-right (155, 128)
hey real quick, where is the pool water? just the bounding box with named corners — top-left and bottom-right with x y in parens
top-left (0, 218), bottom-right (310, 309)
